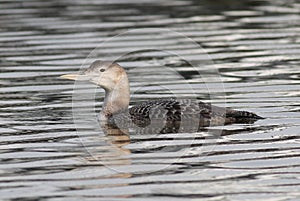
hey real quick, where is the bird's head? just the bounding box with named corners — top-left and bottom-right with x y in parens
top-left (60, 60), bottom-right (127, 91)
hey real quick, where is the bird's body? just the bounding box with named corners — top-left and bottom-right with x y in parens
top-left (128, 98), bottom-right (262, 125)
top-left (107, 98), bottom-right (262, 133)
top-left (61, 60), bottom-right (263, 133)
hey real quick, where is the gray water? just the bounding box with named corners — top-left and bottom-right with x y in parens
top-left (1, 0), bottom-right (300, 200)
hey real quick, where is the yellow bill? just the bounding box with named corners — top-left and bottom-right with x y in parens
top-left (60, 74), bottom-right (90, 81)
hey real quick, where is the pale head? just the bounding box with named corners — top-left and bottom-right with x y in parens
top-left (60, 60), bottom-right (128, 92)
top-left (60, 60), bottom-right (130, 118)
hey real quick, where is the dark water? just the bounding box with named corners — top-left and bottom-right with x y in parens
top-left (1, 0), bottom-right (300, 200)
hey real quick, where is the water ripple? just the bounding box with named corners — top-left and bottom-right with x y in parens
top-left (0, 0), bottom-right (299, 200)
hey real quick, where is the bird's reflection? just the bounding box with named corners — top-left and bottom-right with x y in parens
top-left (101, 122), bottom-right (131, 152)
top-left (83, 122), bottom-right (131, 167)
top-left (82, 110), bottom-right (265, 169)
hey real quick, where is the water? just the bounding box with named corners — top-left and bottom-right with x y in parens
top-left (1, 0), bottom-right (300, 200)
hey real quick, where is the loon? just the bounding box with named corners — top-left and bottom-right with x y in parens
top-left (60, 60), bottom-right (263, 133)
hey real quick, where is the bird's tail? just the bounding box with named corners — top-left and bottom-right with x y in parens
top-left (226, 109), bottom-right (264, 123)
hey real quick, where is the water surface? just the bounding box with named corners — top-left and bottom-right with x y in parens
top-left (1, 0), bottom-right (300, 200)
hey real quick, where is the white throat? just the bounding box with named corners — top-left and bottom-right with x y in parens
top-left (100, 74), bottom-right (130, 121)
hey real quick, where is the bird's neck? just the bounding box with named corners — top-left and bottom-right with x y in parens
top-left (100, 74), bottom-right (130, 121)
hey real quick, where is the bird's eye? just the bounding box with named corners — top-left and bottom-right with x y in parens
top-left (100, 69), bottom-right (105, 72)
